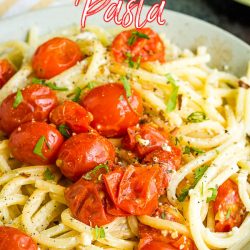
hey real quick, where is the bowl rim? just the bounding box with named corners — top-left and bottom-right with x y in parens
top-left (0, 3), bottom-right (249, 50)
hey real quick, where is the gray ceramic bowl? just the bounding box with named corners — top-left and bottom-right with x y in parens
top-left (0, 4), bottom-right (249, 249)
top-left (0, 4), bottom-right (249, 76)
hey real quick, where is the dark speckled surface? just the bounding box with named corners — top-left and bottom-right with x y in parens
top-left (145, 0), bottom-right (250, 44)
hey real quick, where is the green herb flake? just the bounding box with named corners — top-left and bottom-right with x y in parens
top-left (177, 188), bottom-right (190, 202)
top-left (58, 124), bottom-right (71, 138)
top-left (128, 31), bottom-right (149, 46)
top-left (43, 168), bottom-right (55, 180)
top-left (45, 82), bottom-right (68, 91)
top-left (226, 208), bottom-right (231, 219)
top-left (125, 52), bottom-right (141, 69)
top-left (120, 76), bottom-right (131, 98)
top-left (187, 112), bottom-right (207, 123)
top-left (194, 165), bottom-right (209, 185)
top-left (13, 89), bottom-right (23, 108)
top-left (94, 226), bottom-right (105, 239)
top-left (83, 164), bottom-right (110, 181)
top-left (87, 81), bottom-right (97, 90)
top-left (32, 77), bottom-right (44, 84)
top-left (32, 77), bottom-right (68, 91)
top-left (206, 187), bottom-right (218, 203)
top-left (161, 212), bottom-right (166, 219)
top-left (72, 87), bottom-right (82, 102)
top-left (33, 136), bottom-right (47, 159)
top-left (177, 165), bottom-right (209, 202)
top-left (183, 146), bottom-right (205, 156)
top-left (165, 74), bottom-right (179, 112)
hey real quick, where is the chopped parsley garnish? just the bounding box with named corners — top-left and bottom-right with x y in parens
top-left (177, 188), bottom-right (190, 202)
top-left (32, 77), bottom-right (68, 91)
top-left (94, 226), bottom-right (105, 239)
top-left (43, 168), bottom-right (55, 180)
top-left (128, 31), bottom-right (149, 46)
top-left (120, 76), bottom-right (131, 98)
top-left (87, 81), bottom-right (97, 90)
top-left (13, 89), bottom-right (23, 108)
top-left (72, 87), bottom-right (82, 102)
top-left (125, 52), bottom-right (141, 69)
top-left (226, 208), bottom-right (231, 219)
top-left (206, 187), bottom-right (218, 203)
top-left (165, 74), bottom-right (179, 112)
top-left (187, 112), bottom-right (207, 123)
top-left (177, 165), bottom-right (209, 202)
top-left (183, 146), bottom-right (205, 156)
top-left (33, 136), bottom-right (48, 159)
top-left (58, 124), bottom-right (71, 138)
top-left (161, 212), bottom-right (166, 219)
top-left (83, 164), bottom-right (110, 181)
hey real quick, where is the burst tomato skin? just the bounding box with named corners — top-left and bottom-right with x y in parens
top-left (64, 178), bottom-right (115, 227)
top-left (0, 226), bottom-right (37, 250)
top-left (112, 28), bottom-right (165, 63)
top-left (0, 59), bottom-right (16, 88)
top-left (56, 133), bottom-right (115, 181)
top-left (9, 121), bottom-right (64, 165)
top-left (0, 84), bottom-right (58, 134)
top-left (50, 100), bottom-right (92, 134)
top-left (103, 165), bottom-right (160, 215)
top-left (32, 37), bottom-right (83, 79)
top-left (213, 179), bottom-right (246, 232)
top-left (122, 124), bottom-right (171, 157)
top-left (81, 83), bottom-right (143, 138)
top-left (143, 148), bottom-right (182, 194)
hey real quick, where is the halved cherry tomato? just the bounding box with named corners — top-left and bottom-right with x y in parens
top-left (213, 179), bottom-right (246, 232)
top-left (56, 132), bottom-right (115, 181)
top-left (9, 121), bottom-right (64, 165)
top-left (0, 226), bottom-right (37, 250)
top-left (0, 84), bottom-right (58, 134)
top-left (81, 83), bottom-right (143, 137)
top-left (122, 124), bottom-right (171, 157)
top-left (64, 178), bottom-right (115, 226)
top-left (0, 59), bottom-right (16, 88)
top-left (143, 148), bottom-right (182, 194)
top-left (103, 165), bottom-right (160, 215)
top-left (50, 100), bottom-right (92, 134)
top-left (32, 37), bottom-right (83, 79)
top-left (112, 28), bottom-right (165, 63)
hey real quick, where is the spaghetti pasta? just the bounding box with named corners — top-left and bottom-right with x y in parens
top-left (0, 25), bottom-right (249, 250)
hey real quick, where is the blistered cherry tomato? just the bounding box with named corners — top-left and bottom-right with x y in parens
top-left (9, 122), bottom-right (64, 165)
top-left (143, 148), bottom-right (182, 194)
top-left (81, 83), bottom-right (143, 137)
top-left (0, 59), bottom-right (16, 88)
top-left (0, 84), bottom-right (58, 134)
top-left (64, 178), bottom-right (115, 226)
top-left (213, 179), bottom-right (246, 232)
top-left (112, 28), bottom-right (165, 64)
top-left (122, 124), bottom-right (171, 157)
top-left (32, 37), bottom-right (83, 79)
top-left (50, 100), bottom-right (92, 134)
top-left (56, 133), bottom-right (115, 181)
top-left (103, 165), bottom-right (160, 215)
top-left (0, 226), bottom-right (37, 250)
